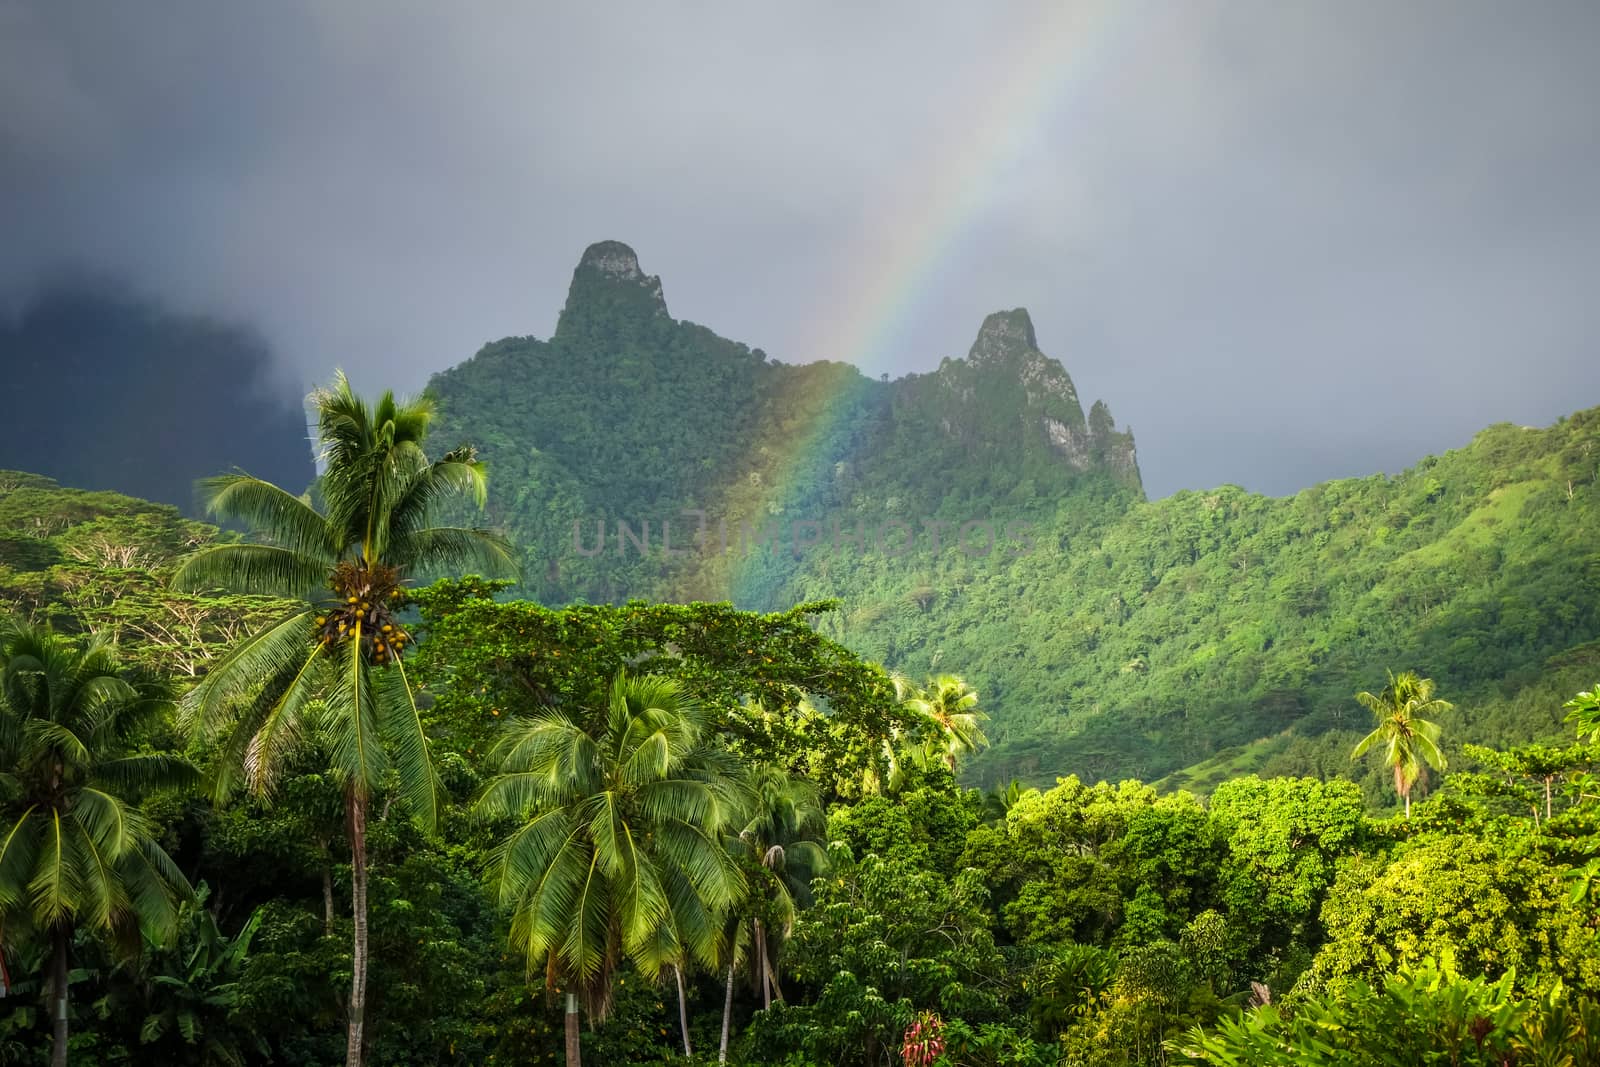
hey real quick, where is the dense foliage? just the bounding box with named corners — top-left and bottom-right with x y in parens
top-left (1, 360), bottom-right (1598, 1064)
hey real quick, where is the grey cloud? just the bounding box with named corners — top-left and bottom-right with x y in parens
top-left (2, 0), bottom-right (1597, 496)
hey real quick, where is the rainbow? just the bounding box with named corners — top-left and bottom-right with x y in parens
top-left (724, 1), bottom-right (1150, 602)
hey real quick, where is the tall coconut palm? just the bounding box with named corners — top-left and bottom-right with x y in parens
top-left (477, 672), bottom-right (748, 1067)
top-left (0, 621), bottom-right (196, 1067)
top-left (172, 373), bottom-right (514, 1067)
top-left (714, 917), bottom-right (749, 1065)
top-left (1351, 670), bottom-right (1451, 819)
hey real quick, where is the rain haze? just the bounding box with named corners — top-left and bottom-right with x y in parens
top-left (2, 0), bottom-right (1597, 498)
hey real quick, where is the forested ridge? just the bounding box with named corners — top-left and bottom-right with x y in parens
top-left (799, 408), bottom-right (1600, 792)
top-left (0, 363), bottom-right (1598, 1065)
top-left (427, 243), bottom-right (1600, 789)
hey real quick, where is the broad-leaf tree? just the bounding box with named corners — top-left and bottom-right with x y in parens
top-left (172, 373), bottom-right (513, 1067)
top-left (477, 671), bottom-right (748, 1067)
top-left (1351, 670), bottom-right (1451, 819)
top-left (0, 621), bottom-right (196, 1067)
top-left (1566, 684), bottom-right (1600, 743)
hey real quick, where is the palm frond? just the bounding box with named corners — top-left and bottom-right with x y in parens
top-left (243, 645), bottom-right (326, 797)
top-left (30, 809), bottom-right (84, 928)
top-left (323, 632), bottom-right (386, 796)
top-left (197, 474), bottom-right (338, 564)
top-left (119, 839), bottom-right (192, 940)
top-left (492, 713), bottom-right (601, 798)
top-left (388, 455), bottom-right (491, 543)
top-left (387, 526), bottom-right (519, 580)
top-left (71, 787), bottom-right (143, 859)
top-left (489, 809), bottom-right (576, 902)
top-left (180, 611), bottom-right (315, 740)
top-left (172, 545), bottom-right (329, 599)
top-left (653, 820), bottom-right (744, 913)
top-left (375, 659), bottom-right (439, 832)
top-left (0, 809), bottom-right (40, 912)
top-left (564, 852), bottom-right (611, 985)
top-left (1411, 728), bottom-right (1447, 773)
top-left (1349, 727), bottom-right (1382, 760)
top-left (93, 755), bottom-right (201, 796)
top-left (69, 814), bottom-right (122, 932)
top-left (1354, 690), bottom-right (1387, 717)
top-left (22, 718), bottom-right (91, 767)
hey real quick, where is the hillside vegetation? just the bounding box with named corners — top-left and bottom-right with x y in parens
top-left (792, 409), bottom-right (1600, 786)
top-left (427, 243), bottom-right (1600, 786)
top-left (3, 439), bottom-right (1600, 1065)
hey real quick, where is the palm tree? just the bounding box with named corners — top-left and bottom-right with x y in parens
top-left (737, 766), bottom-right (826, 1010)
top-left (0, 621), bottom-right (196, 1067)
top-left (981, 778), bottom-right (1036, 823)
top-left (715, 917), bottom-right (749, 1066)
top-left (895, 673), bottom-right (989, 774)
top-left (1351, 670), bottom-right (1451, 818)
top-left (477, 672), bottom-right (748, 1067)
top-left (172, 373), bottom-right (513, 1067)
top-left (716, 766), bottom-right (828, 1062)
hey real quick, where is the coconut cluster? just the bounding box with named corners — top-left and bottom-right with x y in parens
top-left (315, 561), bottom-right (411, 666)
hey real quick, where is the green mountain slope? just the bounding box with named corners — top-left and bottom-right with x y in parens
top-left (784, 412), bottom-right (1600, 784)
top-left (392, 244), bottom-right (1600, 784)
top-left (428, 242), bottom-right (1139, 607)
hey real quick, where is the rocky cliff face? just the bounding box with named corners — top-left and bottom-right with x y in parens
top-left (554, 240), bottom-right (672, 342)
top-left (573, 240), bottom-right (668, 310)
top-left (919, 307), bottom-right (1142, 492)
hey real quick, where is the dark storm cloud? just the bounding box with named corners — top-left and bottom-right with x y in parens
top-left (2, 0), bottom-right (1597, 496)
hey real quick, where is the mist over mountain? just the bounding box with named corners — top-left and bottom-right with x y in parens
top-left (0, 283), bottom-right (315, 510)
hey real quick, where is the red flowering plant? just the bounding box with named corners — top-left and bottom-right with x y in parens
top-left (901, 1010), bottom-right (946, 1066)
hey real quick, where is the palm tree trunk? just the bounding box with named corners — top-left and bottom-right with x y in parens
top-left (1404, 792), bottom-right (1411, 820)
top-left (764, 953), bottom-right (785, 1003)
top-left (719, 963), bottom-right (735, 1064)
top-left (756, 919), bottom-right (770, 1010)
top-left (346, 791), bottom-right (369, 1067)
top-left (674, 964), bottom-right (693, 1056)
top-left (322, 843), bottom-right (335, 934)
top-left (565, 992), bottom-right (582, 1067)
top-left (50, 924), bottom-right (70, 1067)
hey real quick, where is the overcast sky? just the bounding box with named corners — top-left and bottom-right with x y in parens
top-left (3, 1), bottom-right (1597, 498)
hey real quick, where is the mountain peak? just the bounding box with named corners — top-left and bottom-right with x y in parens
top-left (558, 241), bottom-right (669, 335)
top-left (968, 308), bottom-right (1038, 364)
top-left (957, 307), bottom-right (1077, 409)
top-left (579, 240), bottom-right (648, 280)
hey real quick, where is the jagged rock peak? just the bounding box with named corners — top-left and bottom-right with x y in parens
top-left (579, 240), bottom-right (648, 280)
top-left (564, 240), bottom-right (669, 320)
top-left (952, 307), bottom-right (1080, 411)
top-left (968, 308), bottom-right (1038, 364)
